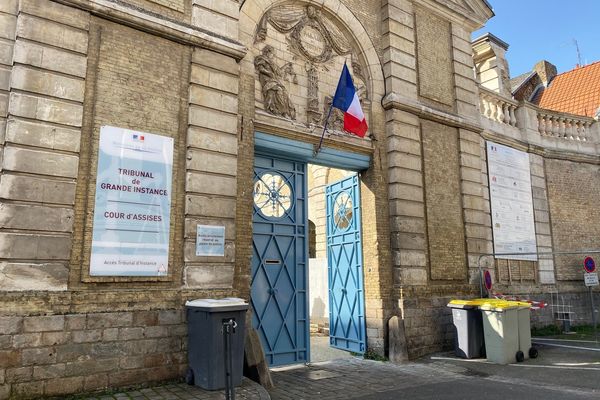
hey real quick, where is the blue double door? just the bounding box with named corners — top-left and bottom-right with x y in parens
top-left (251, 153), bottom-right (366, 366)
top-left (325, 174), bottom-right (367, 354)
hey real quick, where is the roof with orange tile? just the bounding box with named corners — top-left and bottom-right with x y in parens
top-left (535, 61), bottom-right (600, 117)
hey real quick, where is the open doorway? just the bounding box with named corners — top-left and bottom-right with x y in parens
top-left (307, 164), bottom-right (366, 363)
top-left (250, 144), bottom-right (370, 367)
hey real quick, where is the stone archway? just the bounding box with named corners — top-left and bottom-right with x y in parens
top-left (236, 1), bottom-right (394, 369)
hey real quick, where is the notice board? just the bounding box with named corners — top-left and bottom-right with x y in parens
top-left (90, 126), bottom-right (174, 276)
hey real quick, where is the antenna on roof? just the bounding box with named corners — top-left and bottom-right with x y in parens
top-left (573, 39), bottom-right (582, 67)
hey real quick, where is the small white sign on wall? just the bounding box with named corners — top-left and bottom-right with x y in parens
top-left (196, 225), bottom-right (225, 257)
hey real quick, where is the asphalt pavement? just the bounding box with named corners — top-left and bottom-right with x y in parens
top-left (76, 337), bottom-right (600, 400)
top-left (269, 339), bottom-right (600, 400)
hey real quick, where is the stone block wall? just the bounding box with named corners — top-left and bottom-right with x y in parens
top-left (530, 154), bottom-right (555, 284)
top-left (0, 310), bottom-right (187, 399)
top-left (401, 296), bottom-right (454, 358)
top-left (192, 0), bottom-right (239, 41)
top-left (185, 48), bottom-right (240, 289)
top-left (382, 0), bottom-right (418, 99)
top-left (307, 165), bottom-right (328, 258)
top-left (383, 0), bottom-right (496, 358)
top-left (126, 0), bottom-right (191, 21)
top-left (0, 0), bottom-right (17, 144)
top-left (0, 0), bottom-right (244, 397)
top-left (460, 133), bottom-right (493, 284)
top-left (1, 0), bottom-right (89, 291)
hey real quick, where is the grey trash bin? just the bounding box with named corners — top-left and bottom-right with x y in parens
top-left (185, 298), bottom-right (249, 390)
top-left (447, 300), bottom-right (486, 359)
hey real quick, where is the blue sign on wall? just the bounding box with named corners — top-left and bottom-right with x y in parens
top-left (90, 126), bottom-right (174, 276)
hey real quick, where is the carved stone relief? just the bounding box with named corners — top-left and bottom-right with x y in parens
top-left (254, 3), bottom-right (369, 132)
top-left (306, 63), bottom-right (321, 125)
top-left (322, 95), bottom-right (344, 131)
top-left (256, 5), bottom-right (352, 63)
top-left (254, 45), bottom-right (298, 120)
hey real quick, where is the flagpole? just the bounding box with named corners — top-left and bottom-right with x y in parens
top-left (314, 59), bottom-right (350, 157)
top-left (314, 103), bottom-right (334, 156)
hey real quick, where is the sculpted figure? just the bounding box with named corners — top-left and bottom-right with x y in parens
top-left (254, 45), bottom-right (297, 120)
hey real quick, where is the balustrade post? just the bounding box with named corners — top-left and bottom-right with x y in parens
top-left (509, 105), bottom-right (517, 127)
top-left (558, 118), bottom-right (566, 138)
top-left (583, 122), bottom-right (591, 141)
top-left (537, 114), bottom-right (546, 135)
top-left (551, 116), bottom-right (560, 137)
top-left (482, 96), bottom-right (491, 119)
top-left (565, 119), bottom-right (574, 140)
top-left (502, 103), bottom-right (509, 124)
top-left (496, 101), bottom-right (504, 123)
top-left (575, 121), bottom-right (582, 140)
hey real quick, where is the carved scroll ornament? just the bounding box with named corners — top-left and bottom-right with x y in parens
top-left (255, 4), bottom-right (352, 64)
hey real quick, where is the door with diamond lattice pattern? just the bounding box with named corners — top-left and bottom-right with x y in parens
top-left (251, 154), bottom-right (308, 366)
top-left (326, 174), bottom-right (366, 353)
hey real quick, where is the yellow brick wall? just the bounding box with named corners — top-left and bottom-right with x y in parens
top-left (546, 158), bottom-right (600, 281)
top-left (422, 120), bottom-right (467, 281)
top-left (415, 7), bottom-right (455, 108)
top-left (70, 17), bottom-right (189, 288)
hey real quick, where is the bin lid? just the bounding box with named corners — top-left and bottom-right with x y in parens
top-left (185, 297), bottom-right (249, 312)
top-left (478, 300), bottom-right (520, 311)
top-left (447, 298), bottom-right (491, 309)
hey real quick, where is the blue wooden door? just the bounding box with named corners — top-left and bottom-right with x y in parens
top-left (326, 174), bottom-right (366, 353)
top-left (251, 154), bottom-right (309, 366)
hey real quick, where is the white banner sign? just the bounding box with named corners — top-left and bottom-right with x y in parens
top-left (487, 142), bottom-right (537, 261)
top-left (90, 126), bottom-right (174, 276)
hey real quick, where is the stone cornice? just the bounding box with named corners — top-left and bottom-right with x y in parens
top-left (385, 91), bottom-right (600, 164)
top-left (481, 130), bottom-right (600, 165)
top-left (254, 111), bottom-right (373, 156)
top-left (382, 92), bottom-right (483, 133)
top-left (417, 0), bottom-right (494, 30)
top-left (53, 0), bottom-right (247, 60)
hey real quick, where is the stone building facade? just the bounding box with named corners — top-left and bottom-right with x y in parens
top-left (0, 0), bottom-right (598, 398)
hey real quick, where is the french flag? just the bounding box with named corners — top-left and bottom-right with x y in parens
top-left (332, 63), bottom-right (368, 137)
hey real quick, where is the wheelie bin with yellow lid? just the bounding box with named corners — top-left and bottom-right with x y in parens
top-left (447, 299), bottom-right (488, 359)
top-left (512, 301), bottom-right (537, 361)
top-left (479, 300), bottom-right (520, 364)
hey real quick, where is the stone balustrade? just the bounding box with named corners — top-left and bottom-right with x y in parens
top-left (479, 87), bottom-right (600, 145)
top-left (479, 87), bottom-right (518, 127)
top-left (536, 110), bottom-right (595, 141)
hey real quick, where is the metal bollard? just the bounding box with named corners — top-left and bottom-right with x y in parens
top-left (222, 319), bottom-right (237, 400)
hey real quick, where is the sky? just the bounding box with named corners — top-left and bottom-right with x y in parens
top-left (473, 0), bottom-right (600, 78)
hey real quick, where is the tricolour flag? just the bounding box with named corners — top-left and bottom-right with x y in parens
top-left (332, 63), bottom-right (368, 137)
top-left (132, 134), bottom-right (145, 141)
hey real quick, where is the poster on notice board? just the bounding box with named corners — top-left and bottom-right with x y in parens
top-left (487, 141), bottom-right (537, 261)
top-left (90, 126), bottom-right (174, 276)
